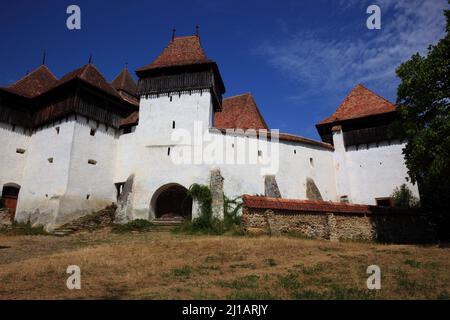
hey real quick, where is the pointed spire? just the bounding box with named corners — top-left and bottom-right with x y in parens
top-left (42, 50), bottom-right (46, 65)
top-left (172, 27), bottom-right (176, 42)
top-left (88, 54), bottom-right (93, 64)
top-left (195, 25), bottom-right (200, 37)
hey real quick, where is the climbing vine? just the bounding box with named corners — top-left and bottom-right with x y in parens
top-left (175, 183), bottom-right (244, 235)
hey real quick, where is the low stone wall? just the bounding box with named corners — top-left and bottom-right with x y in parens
top-left (242, 196), bottom-right (436, 243)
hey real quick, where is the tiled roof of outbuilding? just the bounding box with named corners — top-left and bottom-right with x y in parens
top-left (243, 195), bottom-right (371, 214)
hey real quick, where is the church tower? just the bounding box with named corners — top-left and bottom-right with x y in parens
top-left (134, 31), bottom-right (225, 146)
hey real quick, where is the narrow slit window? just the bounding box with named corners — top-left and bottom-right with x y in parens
top-left (258, 150), bottom-right (263, 157)
top-left (309, 157), bottom-right (314, 167)
top-left (294, 150), bottom-right (297, 154)
top-left (88, 159), bottom-right (97, 165)
top-left (16, 148), bottom-right (26, 154)
top-left (55, 127), bottom-right (60, 135)
top-left (90, 128), bottom-right (96, 136)
top-left (86, 194), bottom-right (90, 200)
top-left (167, 147), bottom-right (171, 156)
top-left (172, 121), bottom-right (175, 129)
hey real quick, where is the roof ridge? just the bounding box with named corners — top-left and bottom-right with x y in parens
top-left (356, 83), bottom-right (395, 106)
top-left (224, 92), bottom-right (252, 100)
top-left (9, 65), bottom-right (57, 88)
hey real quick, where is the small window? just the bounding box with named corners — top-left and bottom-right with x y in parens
top-left (294, 150), bottom-right (297, 154)
top-left (88, 159), bottom-right (97, 165)
top-left (172, 121), bottom-right (175, 129)
top-left (309, 157), bottom-right (314, 167)
top-left (55, 127), bottom-right (60, 135)
top-left (48, 157), bottom-right (54, 163)
top-left (90, 128), bottom-right (96, 136)
top-left (258, 150), bottom-right (262, 157)
top-left (340, 195), bottom-right (349, 203)
top-left (170, 96), bottom-right (173, 102)
top-left (167, 147), bottom-right (171, 156)
top-left (16, 148), bottom-right (26, 154)
top-left (232, 143), bottom-right (235, 148)
top-left (86, 194), bottom-right (90, 200)
top-left (376, 198), bottom-right (393, 207)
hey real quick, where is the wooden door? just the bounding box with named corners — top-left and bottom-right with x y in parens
top-left (2, 196), bottom-right (18, 220)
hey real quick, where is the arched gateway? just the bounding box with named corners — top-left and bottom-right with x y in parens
top-left (151, 184), bottom-right (193, 221)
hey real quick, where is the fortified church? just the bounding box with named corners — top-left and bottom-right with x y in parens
top-left (0, 32), bottom-right (418, 230)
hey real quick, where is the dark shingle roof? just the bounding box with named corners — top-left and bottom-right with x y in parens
top-left (8, 65), bottom-right (58, 97)
top-left (112, 67), bottom-right (137, 96)
top-left (58, 63), bottom-right (121, 98)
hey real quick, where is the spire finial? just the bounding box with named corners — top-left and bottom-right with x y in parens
top-left (42, 50), bottom-right (46, 65)
top-left (88, 54), bottom-right (93, 64)
top-left (172, 27), bottom-right (176, 41)
top-left (195, 24), bottom-right (200, 37)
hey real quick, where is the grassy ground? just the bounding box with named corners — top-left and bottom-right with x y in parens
top-left (0, 228), bottom-right (449, 300)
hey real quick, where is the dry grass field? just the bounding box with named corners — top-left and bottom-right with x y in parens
top-left (0, 228), bottom-right (449, 300)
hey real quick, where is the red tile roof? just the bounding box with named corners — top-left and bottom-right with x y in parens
top-left (214, 93), bottom-right (268, 130)
top-left (243, 195), bottom-right (371, 214)
top-left (58, 63), bottom-right (121, 98)
top-left (212, 128), bottom-right (334, 150)
top-left (120, 111), bottom-right (139, 127)
top-left (8, 65), bottom-right (58, 97)
top-left (112, 67), bottom-right (138, 96)
top-left (137, 35), bottom-right (213, 72)
top-left (318, 84), bottom-right (396, 125)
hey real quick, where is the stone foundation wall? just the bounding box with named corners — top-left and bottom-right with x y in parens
top-left (243, 207), bottom-right (435, 243)
top-left (0, 208), bottom-right (12, 230)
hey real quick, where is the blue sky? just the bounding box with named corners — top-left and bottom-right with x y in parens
top-left (0, 0), bottom-right (448, 139)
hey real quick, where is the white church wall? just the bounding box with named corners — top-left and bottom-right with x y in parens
top-left (58, 117), bottom-right (118, 225)
top-left (0, 122), bottom-right (30, 190)
top-left (332, 126), bottom-right (419, 205)
top-left (115, 130), bottom-right (137, 183)
top-left (15, 119), bottom-right (76, 229)
top-left (345, 141), bottom-right (419, 205)
top-left (128, 91), bottom-right (213, 220)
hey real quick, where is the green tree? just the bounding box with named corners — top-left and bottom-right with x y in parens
top-left (391, 184), bottom-right (419, 208)
top-left (395, 3), bottom-right (450, 239)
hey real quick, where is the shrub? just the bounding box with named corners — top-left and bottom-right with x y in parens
top-left (391, 184), bottom-right (420, 208)
top-left (174, 184), bottom-right (244, 235)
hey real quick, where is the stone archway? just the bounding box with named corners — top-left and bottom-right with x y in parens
top-left (151, 184), bottom-right (192, 221)
top-left (1, 183), bottom-right (21, 219)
